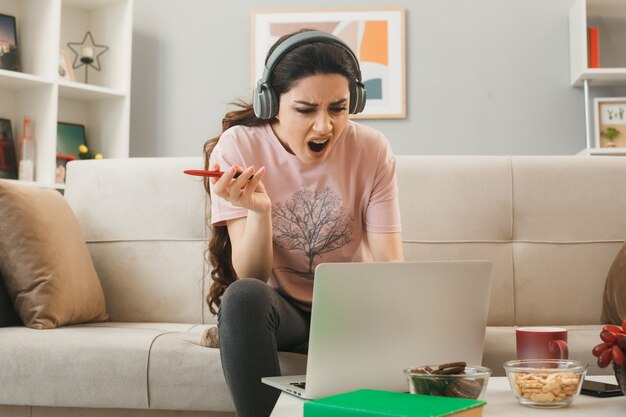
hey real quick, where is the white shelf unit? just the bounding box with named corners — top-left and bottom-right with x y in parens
top-left (570, 0), bottom-right (626, 87)
top-left (578, 147), bottom-right (626, 156)
top-left (0, 0), bottom-right (132, 188)
top-left (569, 0), bottom-right (626, 154)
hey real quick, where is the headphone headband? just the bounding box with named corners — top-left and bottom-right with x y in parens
top-left (261, 30), bottom-right (363, 84)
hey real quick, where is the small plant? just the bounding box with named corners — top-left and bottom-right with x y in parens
top-left (601, 127), bottom-right (620, 144)
top-left (592, 319), bottom-right (626, 368)
top-left (78, 144), bottom-right (103, 160)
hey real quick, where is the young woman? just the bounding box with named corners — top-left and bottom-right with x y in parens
top-left (203, 29), bottom-right (403, 417)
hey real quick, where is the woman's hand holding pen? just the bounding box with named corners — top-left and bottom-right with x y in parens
top-left (210, 163), bottom-right (271, 213)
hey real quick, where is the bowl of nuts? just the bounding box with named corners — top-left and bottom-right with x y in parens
top-left (403, 362), bottom-right (491, 400)
top-left (503, 359), bottom-right (587, 408)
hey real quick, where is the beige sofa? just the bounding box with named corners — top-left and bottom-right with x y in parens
top-left (0, 155), bottom-right (624, 416)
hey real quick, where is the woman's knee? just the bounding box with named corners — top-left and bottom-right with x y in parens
top-left (219, 278), bottom-right (274, 320)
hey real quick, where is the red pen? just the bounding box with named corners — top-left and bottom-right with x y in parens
top-left (184, 169), bottom-right (247, 178)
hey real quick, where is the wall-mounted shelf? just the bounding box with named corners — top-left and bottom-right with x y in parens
top-left (577, 147), bottom-right (626, 156)
top-left (0, 0), bottom-right (133, 188)
top-left (570, 0), bottom-right (626, 86)
top-left (571, 69), bottom-right (626, 87)
top-left (569, 0), bottom-right (626, 150)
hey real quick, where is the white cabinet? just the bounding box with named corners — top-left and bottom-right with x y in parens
top-left (0, 0), bottom-right (132, 187)
top-left (569, 0), bottom-right (626, 154)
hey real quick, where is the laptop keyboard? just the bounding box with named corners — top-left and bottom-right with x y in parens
top-left (289, 382), bottom-right (306, 389)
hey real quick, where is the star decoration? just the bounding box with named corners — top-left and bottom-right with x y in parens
top-left (67, 31), bottom-right (109, 82)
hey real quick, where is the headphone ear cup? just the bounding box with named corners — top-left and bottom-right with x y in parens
top-left (349, 82), bottom-right (367, 115)
top-left (266, 87), bottom-right (278, 119)
top-left (253, 82), bottom-right (279, 119)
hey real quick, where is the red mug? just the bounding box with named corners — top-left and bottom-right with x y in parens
top-left (516, 327), bottom-right (569, 360)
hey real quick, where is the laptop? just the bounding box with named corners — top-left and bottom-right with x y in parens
top-left (262, 260), bottom-right (493, 400)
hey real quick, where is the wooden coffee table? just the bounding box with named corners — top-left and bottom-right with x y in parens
top-left (270, 376), bottom-right (625, 417)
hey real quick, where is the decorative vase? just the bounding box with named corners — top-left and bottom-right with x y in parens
top-left (613, 362), bottom-right (626, 395)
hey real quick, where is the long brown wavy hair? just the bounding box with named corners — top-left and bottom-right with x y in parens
top-left (204, 30), bottom-right (362, 314)
top-left (203, 102), bottom-right (265, 314)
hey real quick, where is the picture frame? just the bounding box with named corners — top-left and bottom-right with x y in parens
top-left (0, 14), bottom-right (18, 71)
top-left (56, 122), bottom-right (86, 158)
top-left (252, 7), bottom-right (406, 119)
top-left (594, 98), bottom-right (626, 149)
top-left (58, 50), bottom-right (75, 81)
top-left (0, 118), bottom-right (17, 179)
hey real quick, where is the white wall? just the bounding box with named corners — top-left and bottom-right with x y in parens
top-left (130, 0), bottom-right (626, 157)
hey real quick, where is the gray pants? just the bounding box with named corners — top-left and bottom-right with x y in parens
top-left (218, 278), bottom-right (310, 417)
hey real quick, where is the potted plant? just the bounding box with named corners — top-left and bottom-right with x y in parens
top-left (600, 127), bottom-right (620, 148)
top-left (78, 144), bottom-right (103, 160)
top-left (592, 318), bottom-right (626, 393)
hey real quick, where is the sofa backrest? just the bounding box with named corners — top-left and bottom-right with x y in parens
top-left (65, 157), bottom-right (212, 324)
top-left (397, 156), bottom-right (626, 326)
top-left (65, 156), bottom-right (626, 326)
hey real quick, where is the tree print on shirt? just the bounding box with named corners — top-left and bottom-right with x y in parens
top-left (273, 187), bottom-right (353, 277)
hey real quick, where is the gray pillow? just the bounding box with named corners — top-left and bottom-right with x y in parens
top-left (0, 271), bottom-right (21, 327)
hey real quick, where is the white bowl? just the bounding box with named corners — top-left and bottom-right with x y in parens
top-left (503, 359), bottom-right (588, 408)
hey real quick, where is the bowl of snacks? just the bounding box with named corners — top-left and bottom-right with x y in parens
top-left (403, 362), bottom-right (491, 400)
top-left (503, 359), bottom-right (587, 408)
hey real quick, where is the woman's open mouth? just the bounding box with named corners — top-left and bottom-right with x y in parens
top-left (308, 138), bottom-right (329, 153)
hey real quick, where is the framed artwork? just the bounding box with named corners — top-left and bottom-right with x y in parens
top-left (252, 7), bottom-right (406, 119)
top-left (0, 118), bottom-right (17, 179)
top-left (58, 50), bottom-right (75, 81)
top-left (594, 98), bottom-right (626, 149)
top-left (57, 122), bottom-right (86, 158)
top-left (0, 14), bottom-right (18, 71)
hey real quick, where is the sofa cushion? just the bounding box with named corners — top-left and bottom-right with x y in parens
top-left (601, 242), bottom-right (626, 325)
top-left (0, 272), bottom-right (21, 327)
top-left (147, 325), bottom-right (307, 411)
top-left (513, 242), bottom-right (620, 326)
top-left (396, 156), bottom-right (516, 326)
top-left (0, 322), bottom-right (307, 411)
top-left (64, 158), bottom-right (212, 324)
top-left (511, 157), bottom-right (626, 326)
top-left (0, 180), bottom-right (108, 329)
top-left (0, 323), bottom-right (176, 408)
